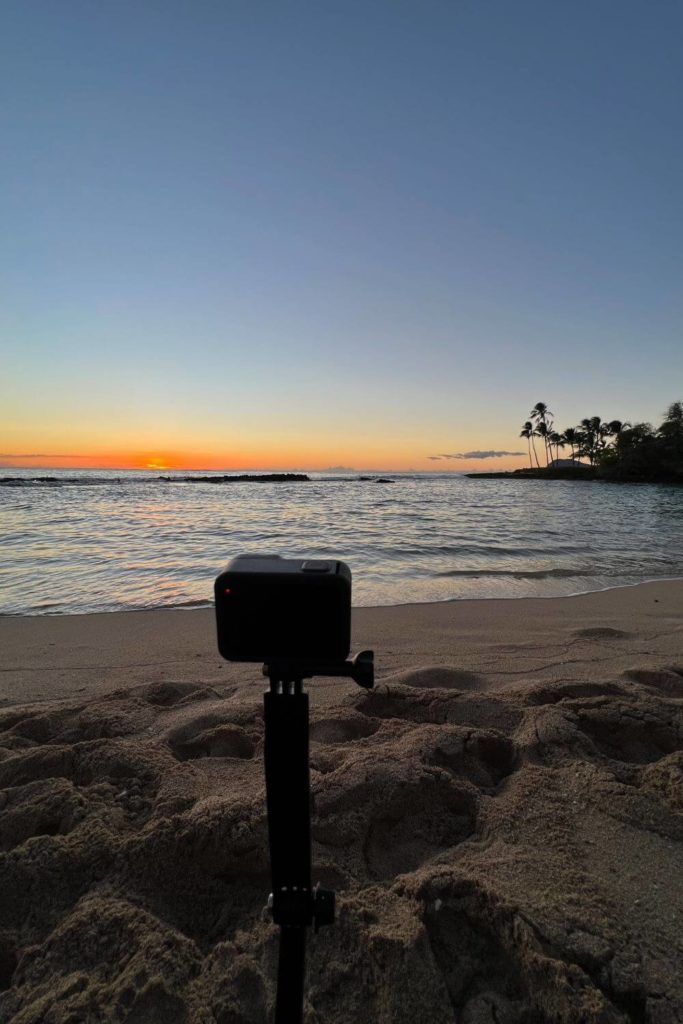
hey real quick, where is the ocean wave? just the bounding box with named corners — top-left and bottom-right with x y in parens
top-left (383, 543), bottom-right (586, 559)
top-left (169, 599), bottom-right (214, 609)
top-left (0, 477), bottom-right (126, 487)
top-left (435, 567), bottom-right (592, 580)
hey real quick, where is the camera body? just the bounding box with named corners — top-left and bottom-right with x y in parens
top-left (214, 554), bottom-right (352, 663)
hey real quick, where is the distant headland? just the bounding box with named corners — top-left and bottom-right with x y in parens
top-left (470, 400), bottom-right (683, 483)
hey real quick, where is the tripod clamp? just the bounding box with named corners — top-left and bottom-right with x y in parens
top-left (261, 650), bottom-right (374, 1023)
top-left (262, 648), bottom-right (375, 689)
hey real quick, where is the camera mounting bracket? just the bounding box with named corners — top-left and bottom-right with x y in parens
top-left (262, 648), bottom-right (374, 689)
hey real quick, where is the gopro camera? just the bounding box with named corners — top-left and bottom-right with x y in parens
top-left (214, 555), bottom-right (352, 663)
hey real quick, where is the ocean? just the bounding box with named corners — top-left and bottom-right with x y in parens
top-left (1, 469), bottom-right (682, 615)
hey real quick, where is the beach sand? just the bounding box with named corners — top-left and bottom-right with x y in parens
top-left (1, 581), bottom-right (682, 1022)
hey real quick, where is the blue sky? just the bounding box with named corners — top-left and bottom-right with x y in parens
top-left (2, 0), bottom-right (681, 468)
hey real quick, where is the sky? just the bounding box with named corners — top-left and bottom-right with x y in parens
top-left (2, 0), bottom-right (682, 471)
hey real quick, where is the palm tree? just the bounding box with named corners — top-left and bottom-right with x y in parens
top-left (578, 417), bottom-right (603, 465)
top-left (549, 431), bottom-right (565, 465)
top-left (619, 422), bottom-right (655, 446)
top-left (562, 427), bottom-right (579, 461)
top-left (519, 421), bottom-right (535, 468)
top-left (598, 421), bottom-right (613, 455)
top-left (663, 400), bottom-right (683, 425)
top-left (659, 402), bottom-right (683, 441)
top-left (530, 402), bottom-right (553, 466)
top-left (530, 402), bottom-right (553, 423)
top-left (534, 421), bottom-right (551, 467)
top-left (658, 401), bottom-right (683, 461)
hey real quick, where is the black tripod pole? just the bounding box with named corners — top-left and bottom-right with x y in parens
top-left (262, 653), bottom-right (372, 1023)
top-left (275, 925), bottom-right (307, 1023)
top-left (263, 676), bottom-right (314, 1024)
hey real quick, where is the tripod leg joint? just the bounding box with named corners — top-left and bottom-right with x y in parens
top-left (267, 884), bottom-right (335, 931)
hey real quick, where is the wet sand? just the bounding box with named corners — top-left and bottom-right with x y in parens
top-left (1, 581), bottom-right (682, 1021)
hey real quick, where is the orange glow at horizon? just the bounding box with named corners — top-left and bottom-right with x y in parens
top-left (0, 446), bottom-right (530, 473)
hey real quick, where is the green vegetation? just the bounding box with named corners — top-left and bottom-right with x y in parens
top-left (513, 402), bottom-right (683, 482)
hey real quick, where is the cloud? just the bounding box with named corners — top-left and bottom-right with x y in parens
top-left (0, 453), bottom-right (90, 459)
top-left (428, 450), bottom-right (526, 460)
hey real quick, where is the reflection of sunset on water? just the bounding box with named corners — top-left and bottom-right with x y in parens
top-left (2, 470), bottom-right (683, 615)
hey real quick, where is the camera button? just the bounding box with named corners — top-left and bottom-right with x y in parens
top-left (301, 560), bottom-right (330, 573)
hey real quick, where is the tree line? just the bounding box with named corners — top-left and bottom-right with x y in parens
top-left (519, 401), bottom-right (683, 482)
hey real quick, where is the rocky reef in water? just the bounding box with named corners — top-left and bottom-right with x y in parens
top-left (159, 473), bottom-right (310, 483)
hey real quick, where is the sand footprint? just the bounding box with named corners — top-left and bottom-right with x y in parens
top-left (526, 680), bottom-right (627, 705)
top-left (312, 744), bottom-right (479, 882)
top-left (622, 666), bottom-right (683, 697)
top-left (139, 680), bottom-right (219, 707)
top-left (0, 778), bottom-right (84, 852)
top-left (383, 665), bottom-right (489, 691)
top-left (571, 699), bottom-right (682, 765)
top-left (309, 714), bottom-right (380, 745)
top-left (571, 626), bottom-right (631, 640)
top-left (168, 722), bottom-right (255, 761)
top-left (418, 726), bottom-right (517, 789)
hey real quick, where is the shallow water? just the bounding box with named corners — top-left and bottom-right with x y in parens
top-left (1, 469), bottom-right (682, 613)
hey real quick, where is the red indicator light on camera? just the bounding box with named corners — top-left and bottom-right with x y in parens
top-left (224, 588), bottom-right (232, 595)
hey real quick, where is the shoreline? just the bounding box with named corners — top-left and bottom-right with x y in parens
top-left (2, 577), bottom-right (682, 707)
top-left (466, 470), bottom-right (683, 484)
top-left (3, 572), bottom-right (683, 620)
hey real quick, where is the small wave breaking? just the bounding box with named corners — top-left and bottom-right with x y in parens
top-left (435, 567), bottom-right (592, 580)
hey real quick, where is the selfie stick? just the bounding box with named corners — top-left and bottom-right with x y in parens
top-left (262, 650), bottom-right (374, 1024)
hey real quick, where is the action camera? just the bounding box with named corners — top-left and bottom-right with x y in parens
top-left (214, 554), bottom-right (352, 663)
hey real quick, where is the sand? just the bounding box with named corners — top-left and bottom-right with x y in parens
top-left (0, 581), bottom-right (682, 1022)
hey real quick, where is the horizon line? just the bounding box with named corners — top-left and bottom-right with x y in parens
top-left (0, 464), bottom-right (469, 475)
